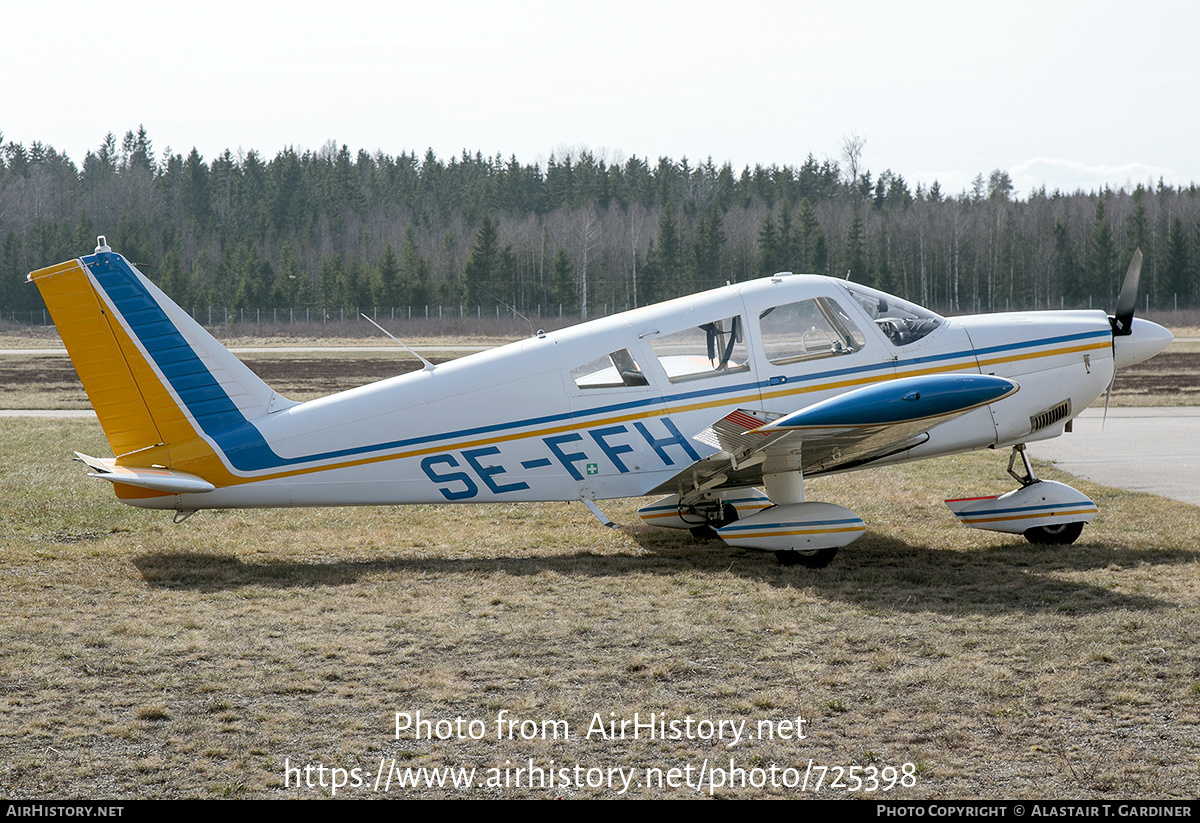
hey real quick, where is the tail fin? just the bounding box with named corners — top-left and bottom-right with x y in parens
top-left (27, 238), bottom-right (294, 483)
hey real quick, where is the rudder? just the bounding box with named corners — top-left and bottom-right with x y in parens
top-left (27, 238), bottom-right (294, 474)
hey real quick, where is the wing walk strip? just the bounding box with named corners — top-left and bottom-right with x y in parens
top-left (139, 336), bottom-right (1108, 489)
top-left (723, 409), bottom-right (770, 432)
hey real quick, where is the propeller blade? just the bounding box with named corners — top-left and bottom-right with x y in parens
top-left (1112, 248), bottom-right (1142, 336)
top-left (1106, 247), bottom-right (1145, 424)
top-left (1102, 374), bottom-right (1113, 430)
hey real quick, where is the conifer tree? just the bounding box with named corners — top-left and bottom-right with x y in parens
top-left (646, 203), bottom-right (681, 304)
top-left (464, 215), bottom-right (499, 307)
top-left (843, 210), bottom-right (867, 283)
top-left (550, 248), bottom-right (575, 312)
top-left (757, 212), bottom-right (779, 276)
top-left (692, 205), bottom-right (725, 290)
top-left (374, 242), bottom-right (400, 306)
top-left (1125, 185), bottom-right (1149, 267)
top-left (1163, 217), bottom-right (1191, 305)
top-left (1085, 200), bottom-right (1116, 302)
top-left (1051, 221), bottom-right (1080, 304)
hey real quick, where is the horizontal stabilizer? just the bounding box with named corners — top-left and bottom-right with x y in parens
top-left (74, 452), bottom-right (215, 494)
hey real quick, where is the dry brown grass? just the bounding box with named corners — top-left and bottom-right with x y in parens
top-left (2, 325), bottom-right (1198, 798)
top-left (1, 419), bottom-right (1197, 799)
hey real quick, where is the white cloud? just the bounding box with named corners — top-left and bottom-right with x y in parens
top-left (1011, 158), bottom-right (1179, 196)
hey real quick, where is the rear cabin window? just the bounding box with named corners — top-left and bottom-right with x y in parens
top-left (758, 298), bottom-right (865, 365)
top-left (570, 348), bottom-right (649, 389)
top-left (648, 316), bottom-right (750, 383)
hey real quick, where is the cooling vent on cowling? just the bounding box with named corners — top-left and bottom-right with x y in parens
top-left (1030, 399), bottom-right (1072, 433)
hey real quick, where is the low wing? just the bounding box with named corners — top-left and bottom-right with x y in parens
top-left (650, 374), bottom-right (1018, 505)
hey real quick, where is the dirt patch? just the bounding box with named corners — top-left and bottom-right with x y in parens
top-left (1108, 351), bottom-right (1200, 401)
top-left (0, 353), bottom-right (460, 408)
top-left (240, 355), bottom-right (454, 399)
top-left (0, 358), bottom-right (82, 387)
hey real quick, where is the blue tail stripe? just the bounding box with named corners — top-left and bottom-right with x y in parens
top-left (89, 253), bottom-right (279, 467)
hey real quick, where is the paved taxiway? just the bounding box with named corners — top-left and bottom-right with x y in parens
top-left (1033, 407), bottom-right (1200, 506)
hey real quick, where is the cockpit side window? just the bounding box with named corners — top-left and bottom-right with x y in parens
top-left (758, 298), bottom-right (865, 365)
top-left (647, 316), bottom-right (750, 383)
top-left (571, 348), bottom-right (649, 389)
top-left (844, 283), bottom-right (944, 346)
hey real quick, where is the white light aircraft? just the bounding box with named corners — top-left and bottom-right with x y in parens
top-left (27, 238), bottom-right (1172, 566)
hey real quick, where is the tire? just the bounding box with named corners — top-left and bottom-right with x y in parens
top-left (774, 547), bottom-right (839, 568)
top-left (1023, 522), bottom-right (1085, 545)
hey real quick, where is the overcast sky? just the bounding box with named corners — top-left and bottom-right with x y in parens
top-left (5, 0), bottom-right (1197, 198)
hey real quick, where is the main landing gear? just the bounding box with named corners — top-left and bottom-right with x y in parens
top-left (637, 487), bottom-right (865, 567)
top-left (688, 502), bottom-right (740, 541)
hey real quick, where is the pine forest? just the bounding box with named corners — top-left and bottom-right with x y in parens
top-left (3, 127), bottom-right (1200, 325)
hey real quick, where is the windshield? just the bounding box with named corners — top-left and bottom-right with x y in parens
top-left (843, 283), bottom-right (944, 346)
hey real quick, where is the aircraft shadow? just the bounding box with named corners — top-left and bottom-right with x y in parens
top-left (132, 527), bottom-right (1188, 615)
top-left (630, 527), bottom-right (1189, 614)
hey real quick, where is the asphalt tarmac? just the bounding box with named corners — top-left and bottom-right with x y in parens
top-left (1033, 407), bottom-right (1200, 506)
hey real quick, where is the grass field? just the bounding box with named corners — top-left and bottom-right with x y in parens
top-left (1, 416), bottom-right (1197, 798)
top-left (1, 324), bottom-right (1198, 799)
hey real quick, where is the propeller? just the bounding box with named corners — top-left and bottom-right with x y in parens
top-left (1111, 248), bottom-right (1142, 337)
top-left (1103, 248), bottom-right (1144, 423)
